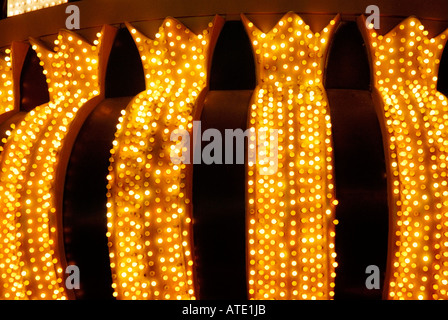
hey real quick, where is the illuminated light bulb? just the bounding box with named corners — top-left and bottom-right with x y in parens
top-left (7, 0), bottom-right (68, 17)
top-left (361, 16), bottom-right (448, 300)
top-left (106, 16), bottom-right (223, 300)
top-left (241, 12), bottom-right (339, 300)
top-left (0, 28), bottom-right (107, 300)
top-left (0, 47), bottom-right (14, 118)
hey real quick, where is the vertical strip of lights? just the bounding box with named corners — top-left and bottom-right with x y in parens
top-left (242, 12), bottom-right (339, 300)
top-left (0, 48), bottom-right (14, 117)
top-left (0, 42), bottom-right (28, 125)
top-left (360, 16), bottom-right (448, 300)
top-left (0, 29), bottom-right (108, 299)
top-left (106, 16), bottom-right (223, 300)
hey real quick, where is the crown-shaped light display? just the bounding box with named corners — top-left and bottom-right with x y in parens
top-left (106, 16), bottom-right (223, 300)
top-left (31, 30), bottom-right (101, 103)
top-left (366, 17), bottom-right (448, 89)
top-left (242, 12), bottom-right (339, 300)
top-left (362, 16), bottom-right (448, 300)
top-left (0, 48), bottom-right (14, 116)
top-left (0, 29), bottom-right (105, 300)
top-left (243, 12), bottom-right (338, 86)
top-left (127, 18), bottom-right (213, 97)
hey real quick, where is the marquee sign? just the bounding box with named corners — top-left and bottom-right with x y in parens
top-left (0, 10), bottom-right (447, 300)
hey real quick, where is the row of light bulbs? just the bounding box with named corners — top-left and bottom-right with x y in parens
top-left (7, 0), bottom-right (68, 17)
top-left (0, 13), bottom-right (447, 300)
top-left (0, 48), bottom-right (14, 116)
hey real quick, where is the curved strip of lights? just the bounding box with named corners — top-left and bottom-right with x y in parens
top-left (360, 16), bottom-right (448, 300)
top-left (106, 16), bottom-right (224, 300)
top-left (242, 12), bottom-right (339, 300)
top-left (0, 28), bottom-right (109, 299)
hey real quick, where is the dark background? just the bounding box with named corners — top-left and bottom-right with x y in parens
top-left (10, 17), bottom-right (448, 300)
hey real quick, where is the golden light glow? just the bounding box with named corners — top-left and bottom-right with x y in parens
top-left (0, 47), bottom-right (14, 116)
top-left (242, 12), bottom-right (339, 300)
top-left (106, 17), bottom-right (222, 300)
top-left (0, 30), bottom-right (104, 299)
top-left (7, 0), bottom-right (67, 17)
top-left (363, 16), bottom-right (448, 300)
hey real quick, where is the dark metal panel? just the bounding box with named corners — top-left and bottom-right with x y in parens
top-left (326, 21), bottom-right (371, 90)
top-left (19, 47), bottom-right (49, 112)
top-left (327, 89), bottom-right (388, 300)
top-left (63, 97), bottom-right (132, 299)
top-left (193, 90), bottom-right (253, 299)
top-left (209, 21), bottom-right (255, 90)
top-left (105, 27), bottom-right (145, 98)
